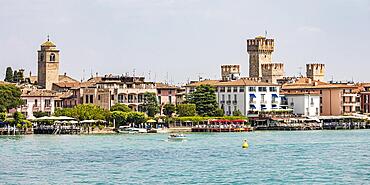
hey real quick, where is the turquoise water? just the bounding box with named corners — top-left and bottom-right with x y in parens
top-left (0, 130), bottom-right (369, 184)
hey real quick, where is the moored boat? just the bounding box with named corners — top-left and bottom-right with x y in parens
top-left (168, 133), bottom-right (187, 140)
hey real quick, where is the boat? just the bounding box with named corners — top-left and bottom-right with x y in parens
top-left (168, 133), bottom-right (187, 140)
top-left (118, 126), bottom-right (147, 134)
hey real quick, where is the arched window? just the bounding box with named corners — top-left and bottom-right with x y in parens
top-left (50, 53), bottom-right (55, 61)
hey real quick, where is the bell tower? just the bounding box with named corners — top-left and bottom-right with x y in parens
top-left (37, 36), bottom-right (60, 90)
top-left (247, 36), bottom-right (274, 78)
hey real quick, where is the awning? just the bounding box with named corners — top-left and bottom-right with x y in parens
top-left (250, 105), bottom-right (256, 109)
top-left (272, 94), bottom-right (279, 98)
top-left (272, 104), bottom-right (277, 107)
top-left (249, 94), bottom-right (256, 98)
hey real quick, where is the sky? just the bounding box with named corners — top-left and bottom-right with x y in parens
top-left (0, 0), bottom-right (369, 85)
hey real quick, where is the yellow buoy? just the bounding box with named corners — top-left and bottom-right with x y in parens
top-left (242, 140), bottom-right (249, 149)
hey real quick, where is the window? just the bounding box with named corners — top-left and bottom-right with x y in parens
top-left (269, 87), bottom-right (277, 92)
top-left (234, 94), bottom-right (237, 101)
top-left (169, 90), bottom-right (172, 95)
top-left (98, 95), bottom-right (101, 100)
top-left (111, 95), bottom-right (115, 100)
top-left (239, 87), bottom-right (245, 92)
top-left (261, 94), bottom-right (265, 103)
top-left (169, 96), bottom-right (172, 104)
top-left (118, 94), bottom-right (124, 103)
top-left (85, 95), bottom-right (89, 104)
top-left (34, 99), bottom-right (38, 107)
top-left (227, 87), bottom-right (232, 92)
top-left (220, 87), bottom-right (225, 92)
top-left (249, 87), bottom-right (256, 92)
top-left (90, 95), bottom-right (94, 103)
top-left (50, 53), bottom-right (56, 61)
top-left (233, 87), bottom-right (238, 92)
top-left (222, 95), bottom-right (225, 101)
top-left (258, 87), bottom-right (267, 92)
top-left (310, 98), bottom-right (314, 106)
top-left (157, 90), bottom-right (161, 94)
top-left (158, 96), bottom-right (161, 104)
top-left (45, 99), bottom-right (51, 107)
top-left (228, 94), bottom-right (231, 100)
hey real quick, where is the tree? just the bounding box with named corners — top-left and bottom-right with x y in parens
top-left (4, 67), bottom-right (13, 82)
top-left (163, 104), bottom-right (175, 117)
top-left (33, 111), bottom-right (49, 118)
top-left (186, 85), bottom-right (218, 116)
top-left (13, 111), bottom-right (25, 128)
top-left (215, 108), bottom-right (225, 117)
top-left (0, 84), bottom-right (24, 112)
top-left (141, 92), bottom-right (159, 117)
top-left (233, 110), bottom-right (243, 116)
top-left (110, 103), bottom-right (131, 112)
top-left (111, 111), bottom-right (128, 127)
top-left (176, 104), bottom-right (196, 117)
top-left (0, 112), bottom-right (6, 122)
top-left (126, 112), bottom-right (146, 125)
top-left (54, 104), bottom-right (110, 121)
top-left (13, 70), bottom-right (18, 83)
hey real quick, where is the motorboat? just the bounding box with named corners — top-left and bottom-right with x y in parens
top-left (168, 133), bottom-right (187, 140)
top-left (118, 126), bottom-right (147, 134)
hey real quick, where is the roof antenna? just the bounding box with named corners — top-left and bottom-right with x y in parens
top-left (265, 30), bottom-right (267, 38)
top-left (47, 35), bottom-right (50, 41)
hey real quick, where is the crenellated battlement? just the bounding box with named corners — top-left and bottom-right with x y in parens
top-left (247, 36), bottom-right (274, 53)
top-left (261, 63), bottom-right (284, 70)
top-left (306, 63), bottom-right (325, 82)
top-left (306, 63), bottom-right (325, 70)
top-left (221, 64), bottom-right (240, 81)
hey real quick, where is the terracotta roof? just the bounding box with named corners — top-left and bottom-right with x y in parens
top-left (282, 77), bottom-right (359, 90)
top-left (87, 77), bottom-right (103, 83)
top-left (21, 89), bottom-right (58, 97)
top-left (156, 83), bottom-right (178, 89)
top-left (280, 91), bottom-right (320, 95)
top-left (186, 78), bottom-right (277, 87)
top-left (53, 81), bottom-right (94, 89)
top-left (58, 75), bottom-right (78, 83)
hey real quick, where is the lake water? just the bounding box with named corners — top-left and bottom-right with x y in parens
top-left (0, 130), bottom-right (369, 184)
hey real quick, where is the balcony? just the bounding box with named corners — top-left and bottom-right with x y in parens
top-left (44, 106), bottom-right (52, 112)
top-left (20, 106), bottom-right (28, 112)
top-left (226, 100), bottom-right (231, 104)
top-left (232, 100), bottom-right (237, 104)
top-left (343, 102), bottom-right (360, 106)
top-left (220, 100), bottom-right (225, 104)
top-left (32, 106), bottom-right (40, 112)
top-left (342, 92), bottom-right (358, 97)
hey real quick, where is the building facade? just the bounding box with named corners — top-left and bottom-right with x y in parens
top-left (18, 89), bottom-right (57, 118)
top-left (306, 63), bottom-right (325, 82)
top-left (186, 78), bottom-right (281, 116)
top-left (247, 36), bottom-right (274, 78)
top-left (283, 92), bottom-right (320, 117)
top-left (360, 83), bottom-right (370, 113)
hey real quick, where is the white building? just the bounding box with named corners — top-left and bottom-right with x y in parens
top-left (185, 78), bottom-right (281, 116)
top-left (18, 89), bottom-right (58, 118)
top-left (283, 92), bottom-right (320, 117)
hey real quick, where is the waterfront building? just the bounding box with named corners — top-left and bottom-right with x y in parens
top-left (156, 83), bottom-right (185, 114)
top-left (186, 78), bottom-right (281, 116)
top-left (282, 78), bottom-right (360, 116)
top-left (359, 83), bottom-right (370, 114)
top-left (80, 75), bottom-right (157, 111)
top-left (18, 89), bottom-right (58, 118)
top-left (282, 92), bottom-right (320, 117)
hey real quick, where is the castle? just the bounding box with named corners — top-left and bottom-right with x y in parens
top-left (247, 36), bottom-right (325, 83)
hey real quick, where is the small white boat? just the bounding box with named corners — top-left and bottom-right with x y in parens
top-left (168, 133), bottom-right (187, 140)
top-left (118, 126), bottom-right (147, 134)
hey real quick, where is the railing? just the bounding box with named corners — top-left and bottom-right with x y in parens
top-left (232, 100), bottom-right (237, 104)
top-left (32, 106), bottom-right (40, 112)
top-left (226, 100), bottom-right (231, 104)
top-left (220, 100), bottom-right (225, 104)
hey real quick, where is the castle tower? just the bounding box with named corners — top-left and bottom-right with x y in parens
top-left (261, 63), bottom-right (285, 84)
top-left (38, 37), bottom-right (60, 90)
top-left (221, 64), bottom-right (240, 81)
top-left (306, 63), bottom-right (325, 82)
top-left (247, 36), bottom-right (274, 78)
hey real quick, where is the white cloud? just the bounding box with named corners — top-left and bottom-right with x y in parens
top-left (298, 26), bottom-right (322, 33)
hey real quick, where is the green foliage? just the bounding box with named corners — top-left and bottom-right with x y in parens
top-left (110, 103), bottom-right (132, 112)
top-left (4, 67), bottom-right (13, 82)
top-left (111, 111), bottom-right (128, 126)
top-left (176, 104), bottom-right (196, 117)
top-left (186, 85), bottom-right (218, 116)
top-left (13, 111), bottom-right (25, 124)
top-left (0, 112), bottom-right (6, 122)
top-left (33, 111), bottom-right (49, 118)
top-left (215, 108), bottom-right (225, 117)
top-left (233, 110), bottom-right (243, 116)
top-left (126, 112), bottom-right (146, 124)
top-left (54, 104), bottom-right (110, 121)
top-left (0, 84), bottom-right (24, 112)
top-left (98, 124), bottom-right (104, 130)
top-left (141, 92), bottom-right (159, 117)
top-left (163, 104), bottom-right (176, 117)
